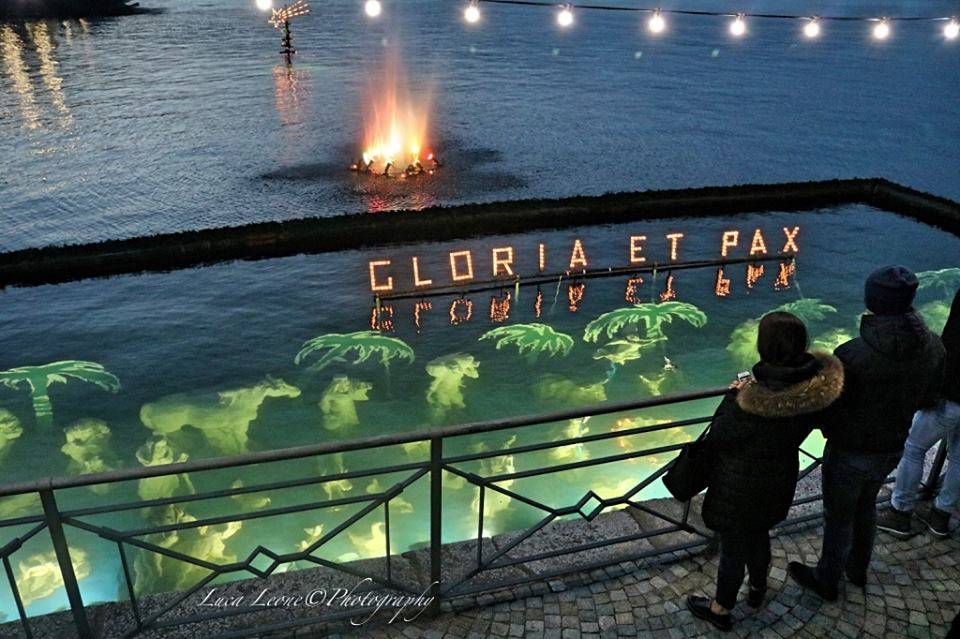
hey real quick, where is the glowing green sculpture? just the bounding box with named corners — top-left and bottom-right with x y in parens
top-left (583, 302), bottom-right (707, 343)
top-left (0, 361), bottom-right (119, 427)
top-left (295, 331), bottom-right (414, 372)
top-left (231, 479), bottom-right (272, 509)
top-left (919, 300), bottom-right (951, 334)
top-left (425, 354), bottom-right (480, 418)
top-left (140, 377), bottom-right (300, 454)
top-left (811, 328), bottom-right (854, 353)
top-left (320, 452), bottom-right (354, 503)
top-left (16, 549), bottom-right (90, 606)
top-left (471, 436), bottom-right (517, 532)
top-left (479, 324), bottom-right (574, 362)
top-left (592, 336), bottom-right (665, 367)
top-left (319, 376), bottom-right (372, 431)
top-left (0, 408), bottom-right (23, 459)
top-left (348, 522), bottom-right (392, 559)
top-left (135, 437), bottom-right (196, 502)
top-left (61, 419), bottom-right (114, 491)
top-left (917, 268), bottom-right (960, 296)
top-left (728, 299), bottom-right (837, 367)
top-left (638, 358), bottom-right (679, 396)
top-left (534, 374), bottom-right (607, 404)
top-left (550, 417), bottom-right (590, 461)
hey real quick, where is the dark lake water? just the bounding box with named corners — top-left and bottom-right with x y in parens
top-left (0, 0), bottom-right (958, 623)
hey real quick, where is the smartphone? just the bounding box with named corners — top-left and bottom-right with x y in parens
top-left (737, 371), bottom-right (752, 383)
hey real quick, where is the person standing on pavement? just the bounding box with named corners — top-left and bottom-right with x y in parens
top-left (789, 266), bottom-right (946, 601)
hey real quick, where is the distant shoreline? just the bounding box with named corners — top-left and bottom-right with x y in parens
top-left (0, 0), bottom-right (157, 19)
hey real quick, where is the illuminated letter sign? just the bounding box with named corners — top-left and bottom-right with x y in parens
top-left (539, 243), bottom-right (547, 272)
top-left (492, 247), bottom-right (515, 277)
top-left (568, 239), bottom-right (588, 269)
top-left (666, 233), bottom-right (684, 261)
top-left (749, 229), bottom-right (768, 255)
top-left (412, 257), bottom-right (433, 287)
top-left (369, 260), bottom-right (394, 292)
top-left (720, 231), bottom-right (739, 258)
top-left (629, 236), bottom-right (647, 264)
top-left (782, 226), bottom-right (800, 253)
top-left (449, 250), bottom-right (475, 282)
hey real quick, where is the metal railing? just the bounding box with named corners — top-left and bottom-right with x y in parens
top-left (0, 387), bottom-right (947, 639)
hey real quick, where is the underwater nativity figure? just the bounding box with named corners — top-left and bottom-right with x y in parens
top-left (550, 417), bottom-right (591, 461)
top-left (61, 419), bottom-right (116, 493)
top-left (425, 353), bottom-right (480, 419)
top-left (135, 437), bottom-right (196, 503)
top-left (16, 548), bottom-right (90, 607)
top-left (139, 376), bottom-right (301, 454)
top-left (0, 408), bottom-right (23, 460)
top-left (469, 436), bottom-right (518, 532)
top-left (319, 376), bottom-right (372, 431)
top-left (534, 374), bottom-right (607, 405)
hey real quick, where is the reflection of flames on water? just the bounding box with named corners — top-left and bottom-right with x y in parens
top-left (350, 51), bottom-right (439, 178)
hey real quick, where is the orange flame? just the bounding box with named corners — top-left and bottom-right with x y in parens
top-left (361, 51), bottom-right (431, 174)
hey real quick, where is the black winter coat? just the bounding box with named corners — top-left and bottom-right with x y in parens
top-left (823, 311), bottom-right (945, 454)
top-left (700, 353), bottom-right (844, 533)
top-left (941, 290), bottom-right (960, 405)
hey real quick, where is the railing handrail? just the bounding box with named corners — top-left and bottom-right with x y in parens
top-left (0, 387), bottom-right (729, 498)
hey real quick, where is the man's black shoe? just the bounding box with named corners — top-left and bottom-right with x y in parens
top-left (876, 507), bottom-right (916, 539)
top-left (747, 583), bottom-right (766, 608)
top-left (844, 569), bottom-right (866, 589)
top-left (916, 503), bottom-right (951, 538)
top-left (788, 562), bottom-right (838, 602)
top-left (686, 595), bottom-right (733, 632)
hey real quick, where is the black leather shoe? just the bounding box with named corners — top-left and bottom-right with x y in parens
top-left (686, 595), bottom-right (733, 632)
top-left (845, 569), bottom-right (866, 588)
top-left (788, 562), bottom-right (838, 602)
top-left (747, 583), bottom-right (767, 608)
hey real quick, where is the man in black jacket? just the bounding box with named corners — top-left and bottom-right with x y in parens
top-left (789, 266), bottom-right (946, 600)
top-left (878, 287), bottom-right (960, 538)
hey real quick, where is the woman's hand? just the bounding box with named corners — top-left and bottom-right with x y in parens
top-left (729, 379), bottom-right (747, 391)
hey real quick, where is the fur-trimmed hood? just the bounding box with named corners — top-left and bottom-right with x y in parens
top-left (736, 352), bottom-right (844, 418)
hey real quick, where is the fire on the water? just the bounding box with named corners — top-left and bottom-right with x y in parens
top-left (349, 152), bottom-right (442, 178)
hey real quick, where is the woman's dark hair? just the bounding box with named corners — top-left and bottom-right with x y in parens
top-left (757, 311), bottom-right (808, 366)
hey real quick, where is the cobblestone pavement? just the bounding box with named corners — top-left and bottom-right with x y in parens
top-left (276, 522), bottom-right (960, 639)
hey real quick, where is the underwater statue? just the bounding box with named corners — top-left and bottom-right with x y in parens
top-left (470, 436), bottom-right (517, 530)
top-left (0, 360), bottom-right (120, 427)
top-left (0, 408), bottom-right (23, 458)
top-left (298, 524), bottom-right (326, 552)
top-left (347, 522), bottom-right (391, 560)
top-left (728, 298), bottom-right (838, 367)
top-left (917, 267), bottom-right (960, 296)
top-left (534, 374), bottom-right (607, 404)
top-left (16, 549), bottom-right (90, 606)
top-left (593, 336), bottom-right (665, 368)
top-left (0, 493), bottom-right (39, 519)
top-left (61, 419), bottom-right (115, 491)
top-left (919, 300), bottom-right (951, 334)
top-left (139, 377), bottom-right (301, 454)
top-left (479, 323), bottom-right (574, 362)
top-left (638, 358), bottom-right (680, 397)
top-left (135, 515), bottom-right (242, 594)
top-left (135, 437), bottom-right (195, 502)
top-left (295, 331), bottom-right (414, 373)
top-left (611, 416), bottom-right (686, 460)
top-left (425, 354), bottom-right (480, 418)
top-left (365, 478), bottom-right (414, 513)
top-left (550, 417), bottom-right (591, 461)
top-left (319, 376), bottom-right (372, 431)
top-left (583, 301), bottom-right (707, 343)
top-left (811, 328), bottom-right (854, 353)
top-left (320, 452), bottom-right (354, 503)
top-left (230, 479), bottom-right (272, 509)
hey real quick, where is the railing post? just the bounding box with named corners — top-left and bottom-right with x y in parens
top-left (921, 439), bottom-right (948, 501)
top-left (428, 437), bottom-right (443, 616)
top-left (39, 486), bottom-right (93, 639)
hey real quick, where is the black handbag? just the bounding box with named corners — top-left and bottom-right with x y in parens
top-left (662, 438), bottom-right (713, 502)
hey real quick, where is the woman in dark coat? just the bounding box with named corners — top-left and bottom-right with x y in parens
top-left (686, 311), bottom-right (844, 632)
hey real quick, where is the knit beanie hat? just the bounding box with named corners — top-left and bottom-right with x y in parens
top-left (864, 265), bottom-right (918, 315)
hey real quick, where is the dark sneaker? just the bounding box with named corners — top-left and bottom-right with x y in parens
top-left (686, 595), bottom-right (733, 632)
top-left (788, 562), bottom-right (838, 602)
top-left (747, 583), bottom-right (767, 608)
top-left (877, 507), bottom-right (917, 539)
top-left (916, 503), bottom-right (951, 538)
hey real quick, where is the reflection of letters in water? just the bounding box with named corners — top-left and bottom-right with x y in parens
top-left (367, 226), bottom-right (801, 292)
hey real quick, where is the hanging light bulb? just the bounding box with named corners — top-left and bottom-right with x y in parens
top-left (365, 0), bottom-right (382, 18)
top-left (729, 14), bottom-right (747, 37)
top-left (872, 19), bottom-right (890, 40)
top-left (648, 9), bottom-right (666, 34)
top-left (945, 19), bottom-right (959, 40)
top-left (464, 0), bottom-right (481, 24)
top-left (255, 0), bottom-right (273, 11)
top-left (803, 18), bottom-right (821, 39)
top-left (557, 4), bottom-right (574, 28)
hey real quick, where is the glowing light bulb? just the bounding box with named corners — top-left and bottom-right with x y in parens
top-left (255, 0), bottom-right (273, 10)
top-left (729, 15), bottom-right (746, 37)
top-left (945, 19), bottom-right (959, 40)
top-left (464, 1), bottom-right (480, 23)
top-left (557, 5), bottom-right (574, 28)
top-left (365, 0), bottom-right (382, 18)
top-left (873, 19), bottom-right (890, 40)
top-left (648, 10), bottom-right (665, 34)
top-left (803, 18), bottom-right (820, 39)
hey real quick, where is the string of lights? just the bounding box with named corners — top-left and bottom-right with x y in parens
top-left (358, 0), bottom-right (960, 41)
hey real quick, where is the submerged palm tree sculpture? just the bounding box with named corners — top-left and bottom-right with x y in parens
top-left (727, 299), bottom-right (838, 367)
top-left (479, 323), bottom-right (574, 363)
top-left (0, 361), bottom-right (120, 427)
top-left (917, 268), bottom-right (960, 297)
top-left (295, 331), bottom-right (414, 372)
top-left (583, 302), bottom-right (707, 343)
